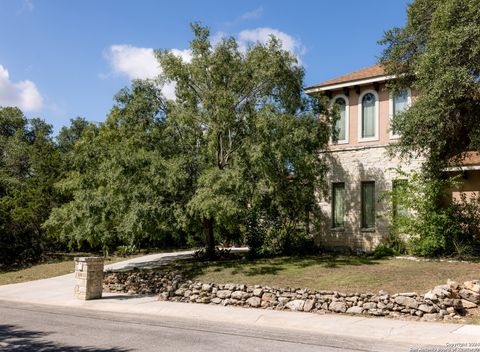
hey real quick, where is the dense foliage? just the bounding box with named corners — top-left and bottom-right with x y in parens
top-left (0, 108), bottom-right (63, 265)
top-left (42, 24), bottom-right (331, 259)
top-left (44, 81), bottom-right (187, 254)
top-left (379, 0), bottom-right (480, 257)
top-left (379, 0), bottom-right (480, 171)
top-left (386, 171), bottom-right (480, 257)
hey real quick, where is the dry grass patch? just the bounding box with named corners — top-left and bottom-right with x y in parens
top-left (180, 256), bottom-right (480, 294)
top-left (0, 254), bottom-right (140, 286)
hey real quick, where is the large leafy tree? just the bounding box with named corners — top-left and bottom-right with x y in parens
top-left (57, 117), bottom-right (97, 155)
top-left (46, 24), bottom-right (330, 257)
top-left (0, 107), bottom-right (62, 265)
top-left (379, 0), bottom-right (480, 171)
top-left (157, 24), bottom-right (329, 257)
top-left (45, 81), bottom-right (188, 252)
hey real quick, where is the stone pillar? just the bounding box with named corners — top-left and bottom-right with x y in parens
top-left (74, 257), bottom-right (104, 300)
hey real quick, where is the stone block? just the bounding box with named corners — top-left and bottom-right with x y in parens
top-left (346, 306), bottom-right (364, 314)
top-left (464, 280), bottom-right (480, 294)
top-left (246, 296), bottom-right (261, 308)
top-left (286, 299), bottom-right (305, 311)
top-left (329, 301), bottom-right (347, 313)
top-left (394, 296), bottom-right (419, 309)
top-left (459, 289), bottom-right (480, 304)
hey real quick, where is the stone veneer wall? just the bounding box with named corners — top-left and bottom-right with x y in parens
top-left (103, 270), bottom-right (480, 322)
top-left (74, 257), bottom-right (104, 300)
top-left (316, 145), bottom-right (424, 252)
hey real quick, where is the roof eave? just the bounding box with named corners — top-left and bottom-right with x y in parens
top-left (443, 165), bottom-right (480, 172)
top-left (304, 75), bottom-right (395, 95)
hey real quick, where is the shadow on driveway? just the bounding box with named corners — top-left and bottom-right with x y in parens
top-left (0, 324), bottom-right (131, 352)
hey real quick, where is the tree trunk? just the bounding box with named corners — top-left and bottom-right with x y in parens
top-left (203, 218), bottom-right (215, 259)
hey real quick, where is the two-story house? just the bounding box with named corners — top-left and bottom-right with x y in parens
top-left (305, 64), bottom-right (425, 252)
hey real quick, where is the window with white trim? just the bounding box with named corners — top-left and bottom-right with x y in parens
top-left (361, 93), bottom-right (376, 138)
top-left (332, 96), bottom-right (348, 143)
top-left (332, 182), bottom-right (345, 228)
top-left (390, 89), bottom-right (411, 138)
top-left (361, 181), bottom-right (375, 229)
top-left (358, 90), bottom-right (379, 141)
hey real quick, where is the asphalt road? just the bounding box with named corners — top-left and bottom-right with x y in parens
top-left (0, 301), bottom-right (415, 352)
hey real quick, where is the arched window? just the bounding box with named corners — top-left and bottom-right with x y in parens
top-left (332, 94), bottom-right (349, 144)
top-left (358, 90), bottom-right (379, 141)
top-left (335, 97), bottom-right (346, 141)
top-left (362, 93), bottom-right (376, 138)
top-left (390, 89), bottom-right (411, 138)
top-left (393, 90), bottom-right (409, 115)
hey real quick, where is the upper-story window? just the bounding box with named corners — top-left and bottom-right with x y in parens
top-left (358, 90), bottom-right (379, 142)
top-left (389, 89), bottom-right (411, 139)
top-left (332, 94), bottom-right (349, 144)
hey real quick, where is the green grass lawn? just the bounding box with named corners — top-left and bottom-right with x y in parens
top-left (0, 254), bottom-right (139, 286)
top-left (177, 256), bottom-right (480, 294)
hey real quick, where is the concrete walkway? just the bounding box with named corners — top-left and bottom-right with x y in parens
top-left (1, 250), bottom-right (479, 348)
top-left (105, 247), bottom-right (248, 271)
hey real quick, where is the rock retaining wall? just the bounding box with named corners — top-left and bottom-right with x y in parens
top-left (103, 270), bottom-right (480, 322)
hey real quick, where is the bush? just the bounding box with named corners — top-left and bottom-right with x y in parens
top-left (116, 245), bottom-right (137, 257)
top-left (256, 226), bottom-right (317, 257)
top-left (387, 170), bottom-right (480, 257)
top-left (372, 244), bottom-right (398, 259)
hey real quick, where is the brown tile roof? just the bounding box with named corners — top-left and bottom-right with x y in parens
top-left (305, 64), bottom-right (386, 91)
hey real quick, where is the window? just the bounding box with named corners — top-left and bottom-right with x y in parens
top-left (362, 93), bottom-right (376, 138)
top-left (335, 98), bottom-right (346, 141)
top-left (361, 182), bottom-right (375, 229)
top-left (390, 89), bottom-right (411, 138)
top-left (332, 183), bottom-right (345, 228)
top-left (358, 90), bottom-right (379, 141)
top-left (331, 95), bottom-right (349, 144)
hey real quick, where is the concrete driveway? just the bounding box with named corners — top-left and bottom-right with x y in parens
top-left (105, 247), bottom-right (248, 271)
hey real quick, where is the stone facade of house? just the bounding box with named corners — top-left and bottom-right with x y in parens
top-left (305, 65), bottom-right (424, 251)
top-left (316, 145), bottom-right (423, 251)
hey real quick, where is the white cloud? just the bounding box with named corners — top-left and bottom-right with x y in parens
top-left (104, 27), bottom-right (304, 99)
top-left (108, 45), bottom-right (159, 80)
top-left (0, 64), bottom-right (43, 112)
top-left (170, 49), bottom-right (192, 64)
top-left (238, 28), bottom-right (305, 60)
top-left (105, 45), bottom-right (191, 100)
top-left (225, 7), bottom-right (263, 26)
top-left (210, 31), bottom-right (228, 47)
top-left (239, 7), bottom-right (263, 21)
top-left (18, 0), bottom-right (34, 14)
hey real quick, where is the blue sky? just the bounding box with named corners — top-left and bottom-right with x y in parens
top-left (0, 0), bottom-right (409, 134)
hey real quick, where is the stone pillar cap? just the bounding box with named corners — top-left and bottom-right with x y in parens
top-left (74, 256), bottom-right (104, 262)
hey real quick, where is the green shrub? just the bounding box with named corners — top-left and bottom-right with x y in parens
top-left (257, 226), bottom-right (317, 257)
top-left (372, 244), bottom-right (398, 259)
top-left (387, 170), bottom-right (480, 257)
top-left (116, 245), bottom-right (137, 257)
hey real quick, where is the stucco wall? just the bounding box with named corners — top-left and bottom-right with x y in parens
top-left (316, 145), bottom-right (424, 252)
top-left (329, 83), bottom-right (418, 150)
top-left (450, 170), bottom-right (480, 202)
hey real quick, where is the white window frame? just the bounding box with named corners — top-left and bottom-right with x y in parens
top-left (331, 182), bottom-right (346, 229)
top-left (357, 89), bottom-right (380, 142)
top-left (389, 88), bottom-right (411, 139)
top-left (330, 94), bottom-right (349, 145)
